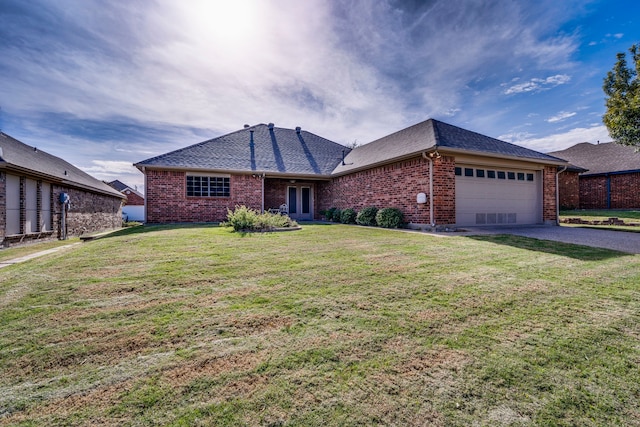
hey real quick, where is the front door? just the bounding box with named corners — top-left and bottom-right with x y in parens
top-left (287, 185), bottom-right (313, 220)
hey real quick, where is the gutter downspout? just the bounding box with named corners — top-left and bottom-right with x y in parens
top-left (556, 166), bottom-right (567, 226)
top-left (422, 152), bottom-right (435, 227)
top-left (606, 173), bottom-right (611, 209)
top-left (142, 166), bottom-right (147, 223)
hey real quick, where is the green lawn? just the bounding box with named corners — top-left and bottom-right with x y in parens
top-left (560, 209), bottom-right (640, 221)
top-left (1, 224), bottom-right (640, 426)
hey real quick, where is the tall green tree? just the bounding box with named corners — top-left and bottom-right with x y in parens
top-left (603, 44), bottom-right (640, 148)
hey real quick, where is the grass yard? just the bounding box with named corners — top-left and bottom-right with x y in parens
top-left (1, 224), bottom-right (640, 426)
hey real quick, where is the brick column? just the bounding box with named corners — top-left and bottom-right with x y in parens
top-left (432, 155), bottom-right (456, 225)
top-left (543, 166), bottom-right (558, 224)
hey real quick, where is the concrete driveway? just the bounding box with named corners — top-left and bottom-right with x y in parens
top-left (460, 225), bottom-right (640, 254)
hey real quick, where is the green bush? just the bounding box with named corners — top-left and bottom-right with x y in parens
top-left (332, 208), bottom-right (342, 223)
top-left (376, 207), bottom-right (404, 228)
top-left (340, 208), bottom-right (357, 224)
top-left (223, 206), bottom-right (297, 232)
top-left (356, 206), bottom-right (378, 226)
top-left (324, 207), bottom-right (338, 221)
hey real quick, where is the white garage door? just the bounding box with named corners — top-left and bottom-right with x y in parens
top-left (455, 165), bottom-right (542, 226)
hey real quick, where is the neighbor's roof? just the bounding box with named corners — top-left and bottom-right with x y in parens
top-left (135, 124), bottom-right (349, 177)
top-left (0, 132), bottom-right (124, 198)
top-left (549, 142), bottom-right (640, 176)
top-left (333, 119), bottom-right (567, 175)
top-left (107, 179), bottom-right (144, 198)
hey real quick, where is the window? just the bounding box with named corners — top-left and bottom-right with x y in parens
top-left (517, 172), bottom-right (525, 181)
top-left (527, 173), bottom-right (534, 181)
top-left (507, 172), bottom-right (516, 180)
top-left (455, 167), bottom-right (462, 176)
top-left (476, 169), bottom-right (485, 178)
top-left (186, 175), bottom-right (230, 197)
top-left (464, 168), bottom-right (474, 177)
top-left (487, 170), bottom-right (496, 179)
top-left (497, 171), bottom-right (506, 179)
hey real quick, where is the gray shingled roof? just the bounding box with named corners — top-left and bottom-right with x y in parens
top-left (135, 124), bottom-right (350, 176)
top-left (549, 142), bottom-right (640, 176)
top-left (0, 132), bottom-right (124, 198)
top-left (107, 179), bottom-right (144, 198)
top-left (333, 119), bottom-right (566, 174)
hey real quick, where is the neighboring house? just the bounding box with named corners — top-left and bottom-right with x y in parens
top-left (107, 179), bottom-right (145, 222)
top-left (135, 119), bottom-right (567, 227)
top-left (1, 132), bottom-right (125, 247)
top-left (550, 142), bottom-right (640, 209)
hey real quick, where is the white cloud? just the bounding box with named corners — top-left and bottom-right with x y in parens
top-left (498, 131), bottom-right (535, 142)
top-left (519, 125), bottom-right (611, 152)
top-left (547, 111), bottom-right (577, 123)
top-left (504, 74), bottom-right (571, 95)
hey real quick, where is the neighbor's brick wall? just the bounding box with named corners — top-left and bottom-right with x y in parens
top-left (145, 170), bottom-right (262, 223)
top-left (52, 186), bottom-right (123, 238)
top-left (610, 172), bottom-right (640, 208)
top-left (557, 171), bottom-right (580, 210)
top-left (579, 172), bottom-right (640, 209)
top-left (543, 166), bottom-right (558, 223)
top-left (122, 190), bottom-right (144, 206)
top-left (318, 156), bottom-right (434, 224)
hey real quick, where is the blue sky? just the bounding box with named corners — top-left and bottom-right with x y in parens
top-left (1, 0), bottom-right (638, 192)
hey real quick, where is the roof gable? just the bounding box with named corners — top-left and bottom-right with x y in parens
top-left (549, 142), bottom-right (640, 176)
top-left (0, 132), bottom-right (124, 198)
top-left (107, 179), bottom-right (144, 198)
top-left (332, 119), bottom-right (566, 174)
top-left (135, 124), bottom-right (349, 176)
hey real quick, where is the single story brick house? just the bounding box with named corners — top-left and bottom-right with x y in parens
top-left (1, 132), bottom-right (125, 247)
top-left (135, 119), bottom-right (567, 227)
top-left (550, 142), bottom-right (640, 209)
top-left (107, 179), bottom-right (145, 222)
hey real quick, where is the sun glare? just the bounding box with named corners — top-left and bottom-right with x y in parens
top-left (187, 1), bottom-right (261, 46)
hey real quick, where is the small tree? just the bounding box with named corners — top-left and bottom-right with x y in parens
top-left (603, 44), bottom-right (640, 148)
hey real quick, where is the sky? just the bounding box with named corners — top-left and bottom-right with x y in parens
top-left (1, 0), bottom-right (638, 193)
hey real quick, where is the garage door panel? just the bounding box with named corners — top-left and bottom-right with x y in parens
top-left (455, 166), bottom-right (541, 226)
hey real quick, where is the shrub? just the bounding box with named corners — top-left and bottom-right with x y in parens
top-left (356, 206), bottom-right (378, 226)
top-left (224, 205), bottom-right (258, 231)
top-left (376, 207), bottom-right (404, 228)
top-left (223, 206), bottom-right (297, 232)
top-left (340, 208), bottom-right (357, 224)
top-left (324, 207), bottom-right (338, 221)
top-left (332, 208), bottom-right (342, 223)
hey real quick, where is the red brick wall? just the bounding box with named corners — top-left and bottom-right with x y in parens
top-left (123, 190), bottom-right (145, 206)
top-left (543, 166), bottom-right (558, 223)
top-left (264, 179), bottom-right (287, 211)
top-left (558, 171), bottom-right (580, 210)
top-left (145, 170), bottom-right (262, 223)
top-left (432, 155), bottom-right (456, 224)
top-left (318, 156), bottom-right (433, 224)
top-left (611, 172), bottom-right (640, 208)
top-left (579, 172), bottom-right (640, 209)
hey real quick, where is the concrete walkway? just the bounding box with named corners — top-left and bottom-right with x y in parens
top-left (459, 225), bottom-right (640, 254)
top-left (0, 243), bottom-right (81, 269)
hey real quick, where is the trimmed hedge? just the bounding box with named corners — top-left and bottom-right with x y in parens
top-left (376, 207), bottom-right (404, 228)
top-left (340, 208), bottom-right (357, 224)
top-left (356, 206), bottom-right (378, 226)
